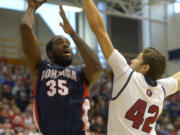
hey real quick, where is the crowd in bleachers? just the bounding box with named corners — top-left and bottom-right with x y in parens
top-left (156, 92), bottom-right (180, 135)
top-left (0, 59), bottom-right (180, 135)
top-left (0, 59), bottom-right (37, 135)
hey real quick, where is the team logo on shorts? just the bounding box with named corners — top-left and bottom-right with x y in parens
top-left (146, 89), bottom-right (152, 97)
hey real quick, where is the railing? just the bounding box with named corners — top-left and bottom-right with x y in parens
top-left (0, 37), bottom-right (23, 58)
top-left (0, 37), bottom-right (46, 65)
top-left (0, 37), bottom-right (137, 65)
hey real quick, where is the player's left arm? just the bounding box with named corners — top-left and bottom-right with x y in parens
top-left (172, 71), bottom-right (180, 90)
top-left (59, 3), bottom-right (102, 84)
top-left (159, 72), bottom-right (180, 97)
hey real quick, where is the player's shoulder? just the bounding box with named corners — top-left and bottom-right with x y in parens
top-left (37, 59), bottom-right (50, 71)
top-left (70, 65), bottom-right (87, 81)
top-left (69, 64), bottom-right (84, 72)
top-left (130, 71), bottom-right (144, 81)
top-left (108, 49), bottom-right (120, 62)
top-left (41, 59), bottom-right (50, 65)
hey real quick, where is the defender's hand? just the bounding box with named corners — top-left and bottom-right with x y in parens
top-left (59, 3), bottom-right (74, 35)
top-left (27, 0), bottom-right (47, 11)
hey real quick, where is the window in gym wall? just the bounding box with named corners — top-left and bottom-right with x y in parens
top-left (37, 3), bottom-right (77, 54)
top-left (175, 1), bottom-right (180, 13)
top-left (97, 2), bottom-right (107, 67)
top-left (0, 0), bottom-right (25, 11)
top-left (0, 0), bottom-right (77, 54)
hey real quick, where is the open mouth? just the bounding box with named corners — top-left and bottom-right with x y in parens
top-left (63, 50), bottom-right (71, 57)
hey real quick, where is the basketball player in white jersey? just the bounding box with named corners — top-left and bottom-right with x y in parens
top-left (82, 0), bottom-right (180, 134)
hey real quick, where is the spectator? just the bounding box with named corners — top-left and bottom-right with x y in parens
top-left (15, 84), bottom-right (30, 112)
top-left (2, 85), bottom-right (13, 101)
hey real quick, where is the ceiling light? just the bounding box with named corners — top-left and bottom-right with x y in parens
top-left (62, 5), bottom-right (83, 12)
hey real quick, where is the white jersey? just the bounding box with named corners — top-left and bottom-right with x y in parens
top-left (107, 49), bottom-right (178, 135)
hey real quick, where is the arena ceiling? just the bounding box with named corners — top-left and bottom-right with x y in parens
top-left (47, 0), bottom-right (178, 22)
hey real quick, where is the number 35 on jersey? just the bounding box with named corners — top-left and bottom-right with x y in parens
top-left (46, 79), bottom-right (69, 96)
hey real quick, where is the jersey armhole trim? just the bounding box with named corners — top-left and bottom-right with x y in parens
top-left (114, 67), bottom-right (132, 82)
top-left (161, 85), bottom-right (166, 98)
top-left (111, 71), bottom-right (134, 101)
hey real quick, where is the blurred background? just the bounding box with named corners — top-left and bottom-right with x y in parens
top-left (0, 0), bottom-right (180, 134)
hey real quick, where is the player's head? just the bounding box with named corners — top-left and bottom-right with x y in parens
top-left (130, 47), bottom-right (166, 80)
top-left (46, 35), bottom-right (73, 67)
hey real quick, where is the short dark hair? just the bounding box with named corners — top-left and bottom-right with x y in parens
top-left (46, 38), bottom-right (54, 54)
top-left (46, 35), bottom-right (65, 54)
top-left (142, 47), bottom-right (166, 80)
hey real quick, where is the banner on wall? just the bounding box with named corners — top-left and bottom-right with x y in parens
top-left (168, 48), bottom-right (180, 60)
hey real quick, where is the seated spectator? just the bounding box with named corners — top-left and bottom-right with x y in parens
top-left (15, 84), bottom-right (30, 112)
top-left (2, 85), bottom-right (13, 101)
top-left (3, 73), bottom-right (14, 88)
top-left (12, 115), bottom-right (26, 134)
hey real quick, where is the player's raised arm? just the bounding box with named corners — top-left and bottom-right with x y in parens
top-left (82, 0), bottom-right (131, 79)
top-left (20, 0), bottom-right (46, 78)
top-left (82, 0), bottom-right (114, 60)
top-left (59, 3), bottom-right (102, 84)
top-left (172, 72), bottom-right (180, 90)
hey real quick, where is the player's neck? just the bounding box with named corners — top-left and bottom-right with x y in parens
top-left (50, 61), bottom-right (69, 67)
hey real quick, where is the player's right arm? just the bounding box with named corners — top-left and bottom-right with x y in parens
top-left (82, 0), bottom-right (130, 78)
top-left (20, 0), bottom-right (46, 78)
top-left (82, 0), bottom-right (114, 60)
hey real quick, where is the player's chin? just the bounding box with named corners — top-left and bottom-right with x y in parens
top-left (130, 64), bottom-right (134, 69)
top-left (63, 54), bottom-right (72, 61)
top-left (130, 65), bottom-right (137, 71)
top-left (64, 56), bottom-right (73, 63)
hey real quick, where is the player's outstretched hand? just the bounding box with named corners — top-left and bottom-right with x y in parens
top-left (27, 0), bottom-right (47, 11)
top-left (59, 3), bottom-right (74, 35)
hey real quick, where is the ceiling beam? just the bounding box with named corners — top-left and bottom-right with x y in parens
top-left (47, 0), bottom-right (177, 22)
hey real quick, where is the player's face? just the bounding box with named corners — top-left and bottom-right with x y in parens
top-left (51, 36), bottom-right (73, 66)
top-left (130, 53), bottom-right (144, 72)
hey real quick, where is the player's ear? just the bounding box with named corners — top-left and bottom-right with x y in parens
top-left (141, 64), bottom-right (150, 75)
